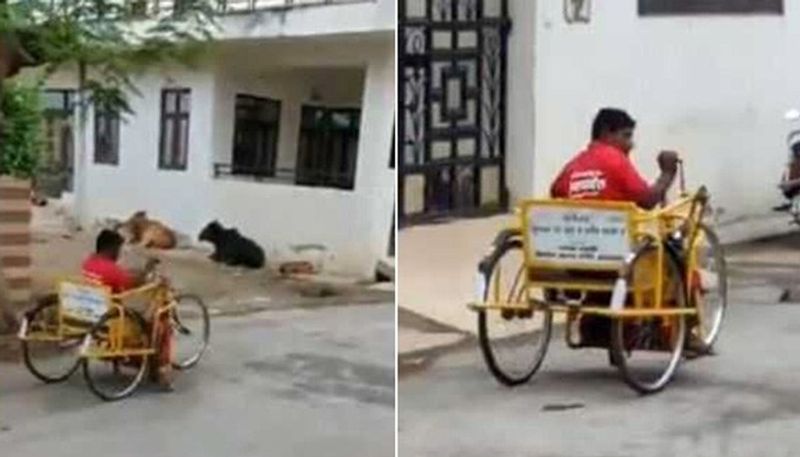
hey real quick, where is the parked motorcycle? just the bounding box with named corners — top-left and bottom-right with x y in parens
top-left (777, 109), bottom-right (800, 224)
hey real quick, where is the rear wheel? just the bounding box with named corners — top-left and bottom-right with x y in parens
top-left (171, 294), bottom-right (210, 370)
top-left (610, 242), bottom-right (687, 394)
top-left (477, 238), bottom-right (553, 386)
top-left (21, 297), bottom-right (83, 383)
top-left (82, 308), bottom-right (149, 402)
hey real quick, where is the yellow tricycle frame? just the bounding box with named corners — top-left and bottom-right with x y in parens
top-left (20, 278), bottom-right (176, 361)
top-left (471, 186), bottom-right (711, 327)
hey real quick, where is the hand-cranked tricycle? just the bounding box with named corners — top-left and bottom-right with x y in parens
top-left (469, 162), bottom-right (727, 394)
top-left (18, 260), bottom-right (210, 401)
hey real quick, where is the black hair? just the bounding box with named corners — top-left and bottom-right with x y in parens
top-left (591, 108), bottom-right (636, 140)
top-left (96, 229), bottom-right (124, 254)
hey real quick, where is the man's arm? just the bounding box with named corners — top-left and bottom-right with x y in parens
top-left (638, 170), bottom-right (677, 210)
top-left (127, 258), bottom-right (160, 288)
top-left (615, 150), bottom-right (679, 210)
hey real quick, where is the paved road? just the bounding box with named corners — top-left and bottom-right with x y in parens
top-left (399, 300), bottom-right (800, 457)
top-left (0, 303), bottom-right (395, 457)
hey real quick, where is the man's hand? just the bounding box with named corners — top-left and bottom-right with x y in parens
top-left (657, 150), bottom-right (680, 175)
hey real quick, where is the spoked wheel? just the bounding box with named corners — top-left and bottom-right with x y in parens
top-left (171, 294), bottom-right (210, 370)
top-left (82, 308), bottom-right (150, 402)
top-left (689, 224), bottom-right (727, 353)
top-left (610, 242), bottom-right (687, 394)
top-left (21, 296), bottom-right (83, 383)
top-left (477, 237), bottom-right (553, 386)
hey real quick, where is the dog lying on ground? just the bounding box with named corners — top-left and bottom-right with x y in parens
top-left (198, 221), bottom-right (265, 269)
top-left (117, 211), bottom-right (177, 250)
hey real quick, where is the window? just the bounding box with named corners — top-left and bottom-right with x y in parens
top-left (159, 88), bottom-right (191, 170)
top-left (296, 106), bottom-right (361, 191)
top-left (94, 108), bottom-right (120, 165)
top-left (41, 89), bottom-right (76, 194)
top-left (43, 89), bottom-right (75, 115)
top-left (231, 95), bottom-right (281, 178)
top-left (639, 0), bottom-right (783, 15)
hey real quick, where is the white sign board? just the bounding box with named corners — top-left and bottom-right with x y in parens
top-left (60, 283), bottom-right (108, 324)
top-left (529, 206), bottom-right (630, 266)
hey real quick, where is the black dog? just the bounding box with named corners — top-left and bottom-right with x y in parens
top-left (198, 221), bottom-right (265, 269)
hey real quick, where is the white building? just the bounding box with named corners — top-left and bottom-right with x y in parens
top-left (39, 0), bottom-right (396, 278)
top-left (400, 0), bottom-right (793, 242)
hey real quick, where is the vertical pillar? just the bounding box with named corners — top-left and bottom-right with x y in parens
top-left (353, 40), bottom-right (396, 277)
top-left (0, 177), bottom-right (32, 330)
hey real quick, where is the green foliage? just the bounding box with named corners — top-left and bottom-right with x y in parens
top-left (0, 0), bottom-right (217, 116)
top-left (0, 81), bottom-right (42, 179)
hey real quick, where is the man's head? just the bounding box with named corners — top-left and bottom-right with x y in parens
top-left (96, 229), bottom-right (125, 261)
top-left (591, 108), bottom-right (636, 154)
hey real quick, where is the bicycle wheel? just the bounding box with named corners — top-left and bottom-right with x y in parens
top-left (21, 297), bottom-right (83, 383)
top-left (171, 294), bottom-right (210, 370)
top-left (477, 238), bottom-right (553, 386)
top-left (82, 308), bottom-right (149, 402)
top-left (610, 242), bottom-right (687, 394)
top-left (690, 224), bottom-right (727, 353)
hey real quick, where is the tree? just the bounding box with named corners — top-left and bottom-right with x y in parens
top-left (0, 0), bottom-right (217, 226)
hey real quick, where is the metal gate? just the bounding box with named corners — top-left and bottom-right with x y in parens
top-left (399, 0), bottom-right (511, 224)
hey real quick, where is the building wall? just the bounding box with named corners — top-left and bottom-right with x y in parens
top-left (212, 68), bottom-right (366, 171)
top-left (507, 0), bottom-right (796, 242)
top-left (207, 58), bottom-right (393, 276)
top-left (505, 0), bottom-right (538, 203)
top-left (217, 0), bottom-right (395, 40)
top-left (80, 69), bottom-right (217, 236)
top-left (42, 38), bottom-right (394, 278)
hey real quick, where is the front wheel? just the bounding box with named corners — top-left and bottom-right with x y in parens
top-left (690, 224), bottom-right (727, 353)
top-left (610, 242), bottom-right (687, 394)
top-left (477, 238), bottom-right (553, 386)
top-left (171, 294), bottom-right (210, 370)
top-left (82, 308), bottom-right (150, 402)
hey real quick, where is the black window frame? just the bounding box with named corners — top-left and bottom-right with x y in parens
top-left (42, 89), bottom-right (76, 116)
top-left (94, 107), bottom-right (120, 166)
top-left (639, 0), bottom-right (783, 15)
top-left (296, 105), bottom-right (361, 191)
top-left (230, 94), bottom-right (282, 179)
top-left (389, 120), bottom-right (395, 169)
top-left (158, 88), bottom-right (191, 171)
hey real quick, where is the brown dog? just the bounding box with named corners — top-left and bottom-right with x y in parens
top-left (117, 211), bottom-right (177, 250)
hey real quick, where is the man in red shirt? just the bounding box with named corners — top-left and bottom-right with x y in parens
top-left (82, 229), bottom-right (173, 389)
top-left (82, 230), bottom-right (139, 293)
top-left (549, 108), bottom-right (681, 351)
top-left (551, 108), bottom-right (679, 208)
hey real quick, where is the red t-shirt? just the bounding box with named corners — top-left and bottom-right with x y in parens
top-left (550, 141), bottom-right (650, 204)
top-left (81, 254), bottom-right (133, 293)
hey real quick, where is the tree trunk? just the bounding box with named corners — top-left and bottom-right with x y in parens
top-left (73, 61), bottom-right (88, 228)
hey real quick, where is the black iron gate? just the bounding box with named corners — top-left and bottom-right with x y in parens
top-left (399, 0), bottom-right (511, 225)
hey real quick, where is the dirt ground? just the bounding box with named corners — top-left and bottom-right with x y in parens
top-left (29, 227), bottom-right (391, 315)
